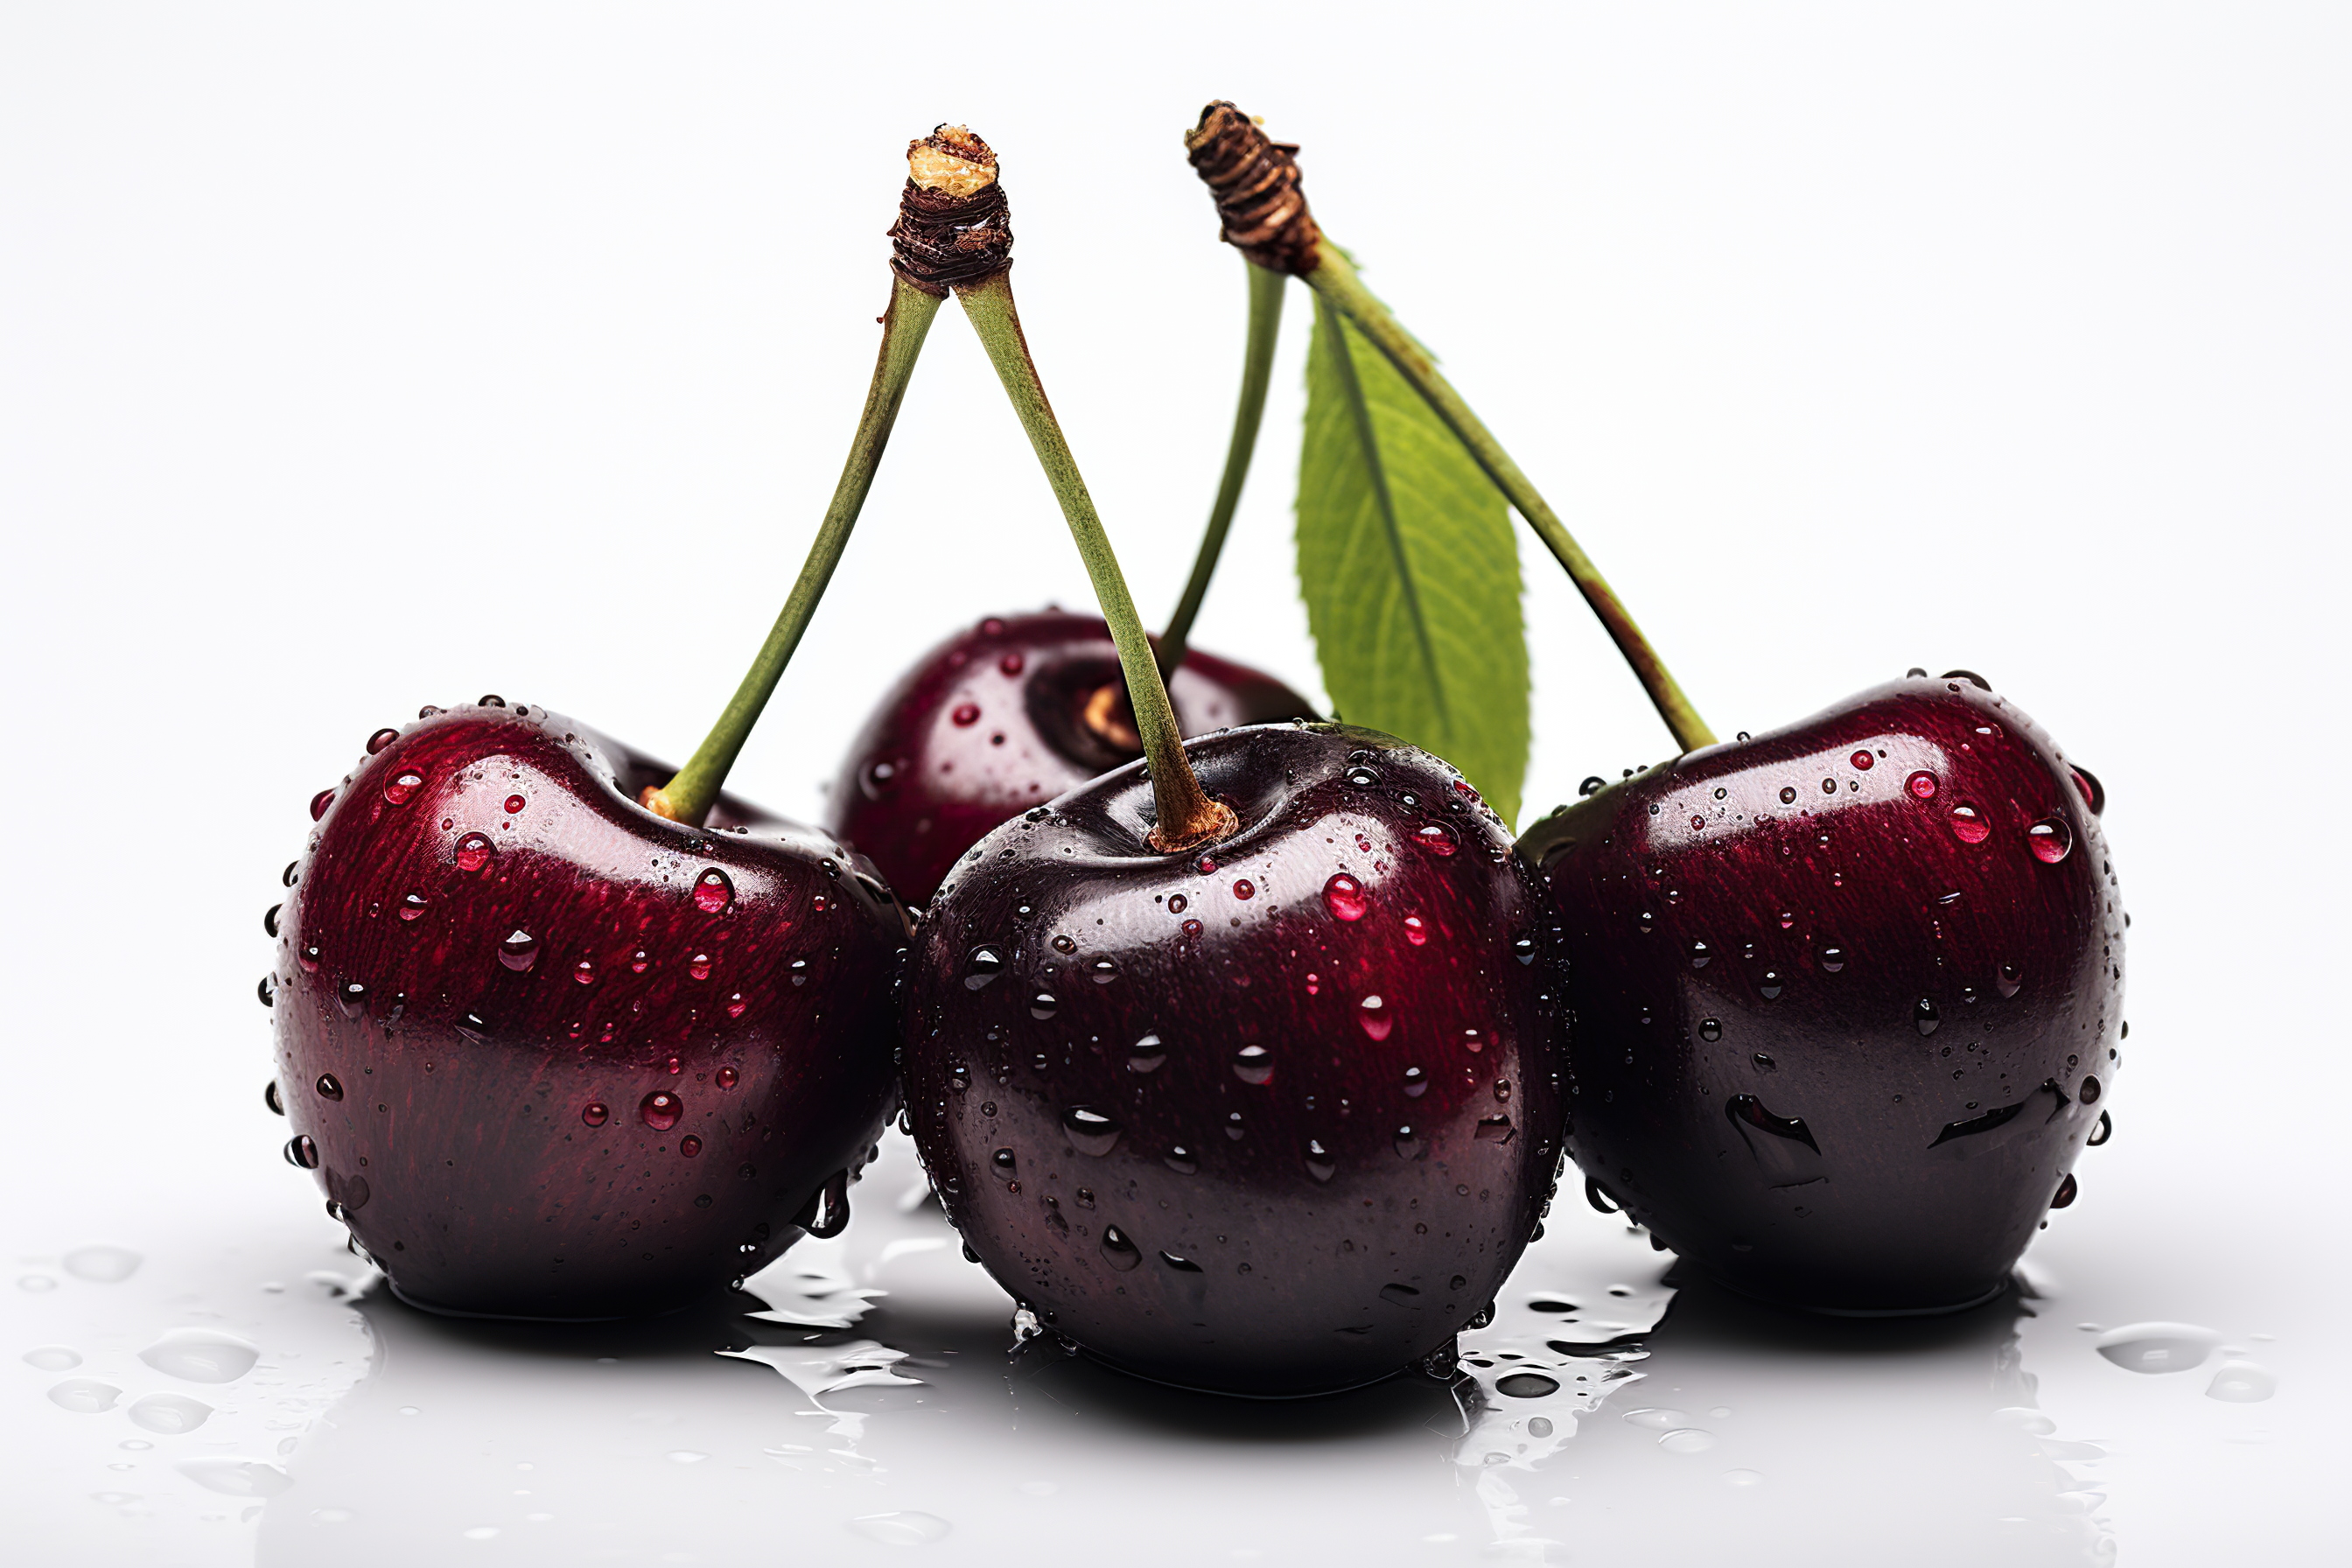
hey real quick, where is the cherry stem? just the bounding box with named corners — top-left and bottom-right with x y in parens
top-left (1156, 258), bottom-right (1287, 680)
top-left (955, 271), bottom-right (1237, 852)
top-left (651, 278), bottom-right (945, 824)
top-left (1305, 247), bottom-right (1717, 753)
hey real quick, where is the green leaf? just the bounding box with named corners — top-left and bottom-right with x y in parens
top-left (1297, 288), bottom-right (1529, 825)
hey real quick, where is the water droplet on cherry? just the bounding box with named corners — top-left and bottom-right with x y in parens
top-left (1358, 995), bottom-right (1393, 1041)
top-left (951, 703), bottom-right (981, 726)
top-left (1062, 1106), bottom-right (1121, 1157)
top-left (692, 869), bottom-right (734, 914)
top-left (640, 1091), bottom-right (682, 1130)
top-left (1907, 770), bottom-right (1938, 801)
top-left (503, 794), bottom-right (525, 815)
top-left (582, 1102), bottom-right (609, 1127)
top-left (498, 929), bottom-right (539, 971)
top-left (2026, 816), bottom-right (2075, 864)
top-left (284, 1136), bottom-right (318, 1168)
top-left (1323, 874), bottom-right (1367, 920)
top-left (1411, 823), bottom-right (1456, 857)
top-left (454, 832), bottom-right (494, 872)
top-left (309, 790), bottom-right (335, 821)
top-left (1949, 804), bottom-right (1991, 844)
top-left (382, 770), bottom-right (423, 806)
top-left (1232, 1045), bottom-right (1273, 1085)
top-left (316, 1074), bottom-right (344, 1101)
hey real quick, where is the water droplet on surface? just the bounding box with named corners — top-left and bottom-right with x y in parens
top-left (309, 790), bottom-right (335, 821)
top-left (1232, 1045), bottom-right (1273, 1085)
top-left (1087, 956), bottom-right (1117, 984)
top-left (2071, 766), bottom-right (2107, 816)
top-left (951, 703), bottom-right (982, 727)
top-left (1322, 874), bottom-right (1368, 920)
top-left (693, 868), bottom-right (735, 914)
top-left (1948, 804), bottom-right (1991, 844)
top-left (679, 1135), bottom-right (702, 1158)
top-left (1345, 766), bottom-right (1379, 788)
top-left (1127, 1033), bottom-right (1167, 1073)
top-left (640, 1091), bottom-right (683, 1131)
top-left (137, 1328), bottom-right (260, 1384)
top-left (1164, 1144), bottom-right (1199, 1175)
top-left (1494, 1372), bottom-right (1561, 1398)
top-left (1411, 823), bottom-right (1457, 856)
top-left (1404, 916), bottom-right (1427, 946)
top-left (503, 794), bottom-right (526, 815)
top-left (23, 1346), bottom-right (80, 1371)
top-left (1849, 750), bottom-right (1873, 771)
top-left (1166, 894), bottom-right (1188, 914)
top-left (127, 1393), bottom-right (213, 1433)
top-left (1756, 970), bottom-right (1784, 1001)
top-left (1579, 776), bottom-right (1605, 796)
top-left (1099, 1227), bottom-right (1141, 1270)
top-left (1061, 1106), bottom-right (1121, 1157)
top-left (1029, 990), bottom-right (1059, 1019)
top-left (1623, 1408), bottom-right (1690, 1431)
top-left (61, 1245), bottom-right (141, 1283)
top-left (2026, 816), bottom-right (2075, 864)
top-left (689, 953), bottom-right (712, 981)
top-left (316, 1074), bottom-right (344, 1101)
top-left (964, 946), bottom-right (1004, 989)
top-left (284, 1136), bottom-right (319, 1168)
top-left (2051, 1172), bottom-right (2079, 1208)
top-left (1358, 995), bottom-right (1392, 1040)
top-left (367, 727), bottom-right (399, 754)
top-left (1914, 998), bottom-right (1941, 1035)
top-left (2088, 1109), bottom-right (2113, 1146)
top-left (383, 770), bottom-right (424, 806)
top-left (717, 1066), bottom-right (739, 1090)
top-left (2096, 1323), bottom-right (2221, 1374)
top-left (1688, 938), bottom-right (1712, 969)
top-left (48, 1379), bottom-right (121, 1413)
top-left (1778, 787), bottom-right (1796, 805)
top-left (582, 1102), bottom-right (609, 1127)
top-left (1392, 1125), bottom-right (1422, 1158)
top-left (1659, 1428), bottom-right (1718, 1454)
top-left (1475, 1115), bottom-right (1515, 1144)
top-left (2206, 1360), bottom-right (2277, 1403)
top-left (1698, 1018), bottom-right (1722, 1041)
top-left (1817, 944), bottom-right (1846, 973)
top-left (498, 929), bottom-right (539, 971)
top-left (1906, 769), bottom-right (1938, 800)
top-left (454, 832), bottom-right (494, 872)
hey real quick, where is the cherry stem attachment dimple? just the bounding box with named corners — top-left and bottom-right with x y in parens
top-left (955, 270), bottom-right (1237, 853)
top-left (1156, 257), bottom-right (1287, 680)
top-left (648, 278), bottom-right (945, 824)
top-left (1302, 248), bottom-right (1715, 753)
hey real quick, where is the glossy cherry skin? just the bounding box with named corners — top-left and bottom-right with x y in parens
top-left (1516, 674), bottom-right (2124, 1312)
top-left (269, 701), bottom-right (904, 1320)
top-left (827, 610), bottom-right (1314, 907)
top-left (900, 723), bottom-right (1564, 1396)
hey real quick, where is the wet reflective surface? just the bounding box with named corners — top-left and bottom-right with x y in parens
top-left (4, 1125), bottom-right (2332, 1565)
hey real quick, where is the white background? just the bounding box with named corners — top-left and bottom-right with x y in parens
top-left (2, 4), bottom-right (2346, 1564)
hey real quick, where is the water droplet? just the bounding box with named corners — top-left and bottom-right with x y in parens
top-left (23, 1346), bottom-right (80, 1372)
top-left (1849, 750), bottom-right (1874, 771)
top-left (501, 794), bottom-right (526, 815)
top-left (1322, 874), bottom-right (1368, 920)
top-left (1698, 1018), bottom-right (1722, 1041)
top-left (964, 946), bottom-right (1004, 989)
top-left (582, 1102), bottom-right (609, 1127)
top-left (1475, 1115), bottom-right (1516, 1144)
top-left (1411, 823), bottom-right (1457, 857)
top-left (1817, 944), bottom-right (1845, 973)
top-left (2026, 816), bottom-right (2075, 864)
top-left (1099, 1227), bottom-right (1141, 1270)
top-left (137, 1328), bottom-right (260, 1383)
top-left (1231, 878), bottom-right (1256, 901)
top-left (689, 953), bottom-right (712, 981)
top-left (1029, 990), bottom-right (1059, 1020)
top-left (1687, 938), bottom-right (1712, 969)
top-left (1232, 1045), bottom-right (1273, 1085)
top-left (281, 860), bottom-right (300, 888)
top-left (951, 703), bottom-right (982, 726)
top-left (1061, 1106), bottom-right (1121, 1157)
top-left (997, 651), bottom-right (1026, 676)
top-left (2095, 1323), bottom-right (2220, 1374)
top-left (1906, 769), bottom-right (1938, 800)
top-left (1914, 998), bottom-right (1941, 1035)
top-left (1622, 1408), bottom-right (1690, 1431)
top-left (1496, 1371), bottom-right (1559, 1398)
top-left (498, 929), bottom-right (539, 971)
top-left (316, 1074), bottom-right (344, 1101)
top-left (48, 1379), bottom-right (121, 1412)
top-left (1756, 970), bottom-right (1784, 1001)
top-left (1753, 1052), bottom-right (1777, 1071)
top-left (2071, 766), bottom-right (2107, 816)
top-left (1086, 957), bottom-right (1117, 984)
top-left (1659, 1428), bottom-right (1718, 1454)
top-left (1166, 894), bottom-right (1188, 914)
top-left (1404, 916), bottom-right (1427, 946)
top-left (383, 770), bottom-right (424, 806)
top-left (127, 1393), bottom-right (213, 1433)
top-left (366, 727), bottom-right (399, 754)
top-left (1579, 776), bottom-right (1605, 796)
top-left (395, 892), bottom-right (429, 924)
top-left (309, 789), bottom-right (335, 821)
top-left (849, 1511), bottom-right (953, 1548)
top-left (284, 1136), bottom-right (319, 1169)
top-left (717, 1066), bottom-right (739, 1090)
top-left (679, 1135), bottom-right (702, 1158)
top-left (2051, 1172), bottom-right (2079, 1208)
top-left (1164, 1144), bottom-right (1199, 1175)
top-left (1778, 787), bottom-right (1796, 805)
top-left (2088, 1109), bottom-right (2113, 1145)
top-left (1303, 1139), bottom-right (1336, 1182)
top-left (1393, 1125), bottom-right (1423, 1158)
top-left (2206, 1360), bottom-right (2277, 1403)
top-left (640, 1091), bottom-right (683, 1131)
top-left (1344, 766), bottom-right (1379, 788)
top-left (1948, 804), bottom-right (1991, 844)
top-left (1127, 1033), bottom-right (1167, 1073)
top-left (1358, 995), bottom-right (1392, 1040)
top-left (694, 868), bottom-right (734, 914)
top-left (454, 832), bottom-right (494, 872)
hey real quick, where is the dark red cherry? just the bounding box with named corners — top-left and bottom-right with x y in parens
top-left (1517, 676), bottom-right (2123, 1312)
top-left (901, 724), bottom-right (1562, 1395)
top-left (271, 705), bottom-right (903, 1319)
top-left (827, 611), bottom-right (1312, 906)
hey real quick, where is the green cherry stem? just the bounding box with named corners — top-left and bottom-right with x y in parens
top-left (1305, 248), bottom-right (1715, 752)
top-left (648, 277), bottom-right (944, 824)
top-left (1155, 257), bottom-right (1287, 680)
top-left (956, 270), bottom-right (1238, 852)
